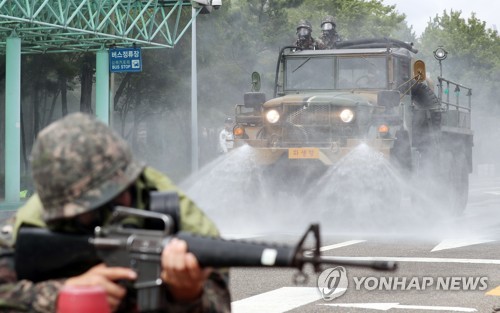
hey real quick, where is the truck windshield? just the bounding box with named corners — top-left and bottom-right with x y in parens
top-left (284, 55), bottom-right (387, 91)
top-left (285, 57), bottom-right (335, 90)
top-left (337, 56), bottom-right (387, 89)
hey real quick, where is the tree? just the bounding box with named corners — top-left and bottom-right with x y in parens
top-left (3, 0), bottom-right (424, 183)
top-left (287, 0), bottom-right (407, 40)
top-left (420, 11), bottom-right (500, 79)
top-left (419, 10), bottom-right (500, 167)
top-left (79, 53), bottom-right (94, 114)
top-left (419, 10), bottom-right (500, 110)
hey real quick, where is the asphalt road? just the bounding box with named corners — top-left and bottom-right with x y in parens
top-left (2, 170), bottom-right (499, 312)
top-left (223, 175), bottom-right (500, 313)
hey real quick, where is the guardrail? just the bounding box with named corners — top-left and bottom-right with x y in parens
top-left (437, 77), bottom-right (472, 112)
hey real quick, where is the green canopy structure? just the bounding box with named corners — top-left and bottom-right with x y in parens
top-left (0, 0), bottom-right (214, 208)
top-left (0, 0), bottom-right (199, 53)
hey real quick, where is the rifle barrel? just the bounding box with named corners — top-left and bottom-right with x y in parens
top-left (298, 255), bottom-right (398, 271)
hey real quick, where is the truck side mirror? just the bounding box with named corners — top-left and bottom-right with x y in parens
top-left (244, 92), bottom-right (266, 110)
top-left (377, 90), bottom-right (400, 108)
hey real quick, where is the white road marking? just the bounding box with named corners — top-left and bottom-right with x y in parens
top-left (304, 240), bottom-right (366, 257)
top-left (321, 302), bottom-right (398, 310)
top-left (485, 191), bottom-right (500, 195)
top-left (320, 303), bottom-right (477, 312)
top-left (231, 287), bottom-right (329, 313)
top-left (319, 240), bottom-right (366, 252)
top-left (222, 234), bottom-right (265, 240)
top-left (321, 256), bottom-right (500, 265)
top-left (431, 239), bottom-right (496, 252)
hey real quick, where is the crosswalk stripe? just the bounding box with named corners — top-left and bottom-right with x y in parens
top-left (231, 287), bottom-right (323, 313)
top-left (321, 256), bottom-right (500, 265)
top-left (319, 240), bottom-right (366, 252)
top-left (222, 234), bottom-right (265, 240)
top-left (320, 303), bottom-right (477, 312)
top-left (485, 191), bottom-right (500, 195)
top-left (431, 239), bottom-right (495, 252)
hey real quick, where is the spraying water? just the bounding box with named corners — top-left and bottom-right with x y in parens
top-left (180, 144), bottom-right (479, 240)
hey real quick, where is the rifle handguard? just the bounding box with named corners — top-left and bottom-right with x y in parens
top-left (176, 232), bottom-right (296, 268)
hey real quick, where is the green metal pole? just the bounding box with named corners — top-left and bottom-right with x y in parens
top-left (95, 49), bottom-right (109, 125)
top-left (4, 35), bottom-right (21, 206)
top-left (191, 7), bottom-right (198, 173)
top-left (109, 72), bottom-right (115, 126)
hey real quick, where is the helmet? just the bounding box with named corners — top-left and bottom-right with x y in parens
top-left (296, 19), bottom-right (313, 39)
top-left (296, 19), bottom-right (313, 32)
top-left (30, 112), bottom-right (145, 222)
top-left (224, 117), bottom-right (234, 124)
top-left (321, 15), bottom-right (336, 30)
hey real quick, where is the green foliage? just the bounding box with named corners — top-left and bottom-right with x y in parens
top-left (7, 1), bottom-right (499, 182)
top-left (287, 0), bottom-right (406, 40)
top-left (418, 10), bottom-right (500, 165)
top-left (420, 11), bottom-right (500, 81)
top-left (419, 10), bottom-right (500, 112)
top-left (392, 20), bottom-right (417, 43)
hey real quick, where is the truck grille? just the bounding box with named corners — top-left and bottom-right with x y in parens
top-left (283, 104), bottom-right (356, 143)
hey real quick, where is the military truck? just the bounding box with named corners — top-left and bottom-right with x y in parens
top-left (230, 38), bottom-right (473, 213)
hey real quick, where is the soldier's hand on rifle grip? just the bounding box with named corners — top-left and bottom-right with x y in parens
top-left (63, 263), bottom-right (137, 312)
top-left (161, 238), bottom-right (212, 302)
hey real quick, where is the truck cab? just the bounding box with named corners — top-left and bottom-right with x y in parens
top-left (231, 38), bottom-right (473, 213)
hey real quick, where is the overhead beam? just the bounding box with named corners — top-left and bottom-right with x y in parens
top-left (0, 0), bottom-right (199, 54)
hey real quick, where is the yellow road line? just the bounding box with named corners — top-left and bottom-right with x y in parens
top-left (486, 286), bottom-right (500, 296)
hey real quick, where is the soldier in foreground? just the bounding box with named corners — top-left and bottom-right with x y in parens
top-left (0, 112), bottom-right (231, 312)
top-left (294, 19), bottom-right (319, 50)
top-left (317, 15), bottom-right (341, 49)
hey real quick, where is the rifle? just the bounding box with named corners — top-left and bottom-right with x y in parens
top-left (15, 192), bottom-right (397, 312)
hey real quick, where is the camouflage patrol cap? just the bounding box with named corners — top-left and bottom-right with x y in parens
top-left (30, 112), bottom-right (145, 222)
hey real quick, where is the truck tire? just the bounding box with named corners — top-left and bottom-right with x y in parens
top-left (411, 82), bottom-right (440, 111)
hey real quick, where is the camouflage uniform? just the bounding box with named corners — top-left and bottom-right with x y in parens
top-left (294, 37), bottom-right (319, 50)
top-left (317, 15), bottom-right (341, 49)
top-left (0, 113), bottom-right (231, 313)
top-left (294, 19), bottom-right (319, 50)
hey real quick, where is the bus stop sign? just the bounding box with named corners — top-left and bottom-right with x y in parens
top-left (109, 47), bottom-right (142, 73)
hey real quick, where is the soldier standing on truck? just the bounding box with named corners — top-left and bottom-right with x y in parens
top-left (294, 19), bottom-right (319, 50)
top-left (317, 15), bottom-right (341, 49)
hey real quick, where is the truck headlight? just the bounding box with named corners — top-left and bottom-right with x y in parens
top-left (266, 109), bottom-right (280, 124)
top-left (339, 109), bottom-right (354, 123)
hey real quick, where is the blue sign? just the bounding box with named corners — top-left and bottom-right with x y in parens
top-left (109, 47), bottom-right (142, 73)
